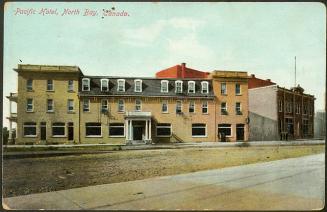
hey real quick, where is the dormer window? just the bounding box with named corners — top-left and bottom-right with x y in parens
top-left (134, 79), bottom-right (142, 92)
top-left (188, 81), bottom-right (195, 93)
top-left (117, 79), bottom-right (125, 92)
top-left (175, 80), bottom-right (183, 93)
top-left (201, 81), bottom-right (209, 94)
top-left (161, 80), bottom-right (169, 93)
top-left (101, 79), bottom-right (109, 91)
top-left (82, 78), bottom-right (90, 91)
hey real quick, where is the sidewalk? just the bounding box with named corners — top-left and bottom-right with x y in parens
top-left (3, 139), bottom-right (325, 159)
top-left (3, 153), bottom-right (325, 210)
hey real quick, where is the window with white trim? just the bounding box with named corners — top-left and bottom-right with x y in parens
top-left (68, 80), bottom-right (74, 92)
top-left (101, 99), bottom-right (108, 113)
top-left (221, 102), bottom-right (227, 115)
top-left (189, 101), bottom-right (195, 113)
top-left (235, 102), bottom-right (242, 115)
top-left (202, 101), bottom-right (208, 114)
top-left (26, 98), bottom-right (33, 112)
top-left (47, 80), bottom-right (54, 91)
top-left (218, 124), bottom-right (232, 137)
top-left (221, 83), bottom-right (227, 95)
top-left (162, 100), bottom-right (168, 113)
top-left (67, 99), bottom-right (74, 112)
top-left (83, 98), bottom-right (90, 112)
top-left (175, 81), bottom-right (183, 93)
top-left (47, 99), bottom-right (54, 112)
top-left (135, 99), bottom-right (142, 111)
top-left (176, 100), bottom-right (182, 113)
top-left (134, 79), bottom-right (142, 92)
top-left (85, 123), bottom-right (102, 137)
top-left (109, 123), bottom-right (125, 137)
top-left (52, 122), bottom-right (65, 137)
top-left (156, 123), bottom-right (171, 137)
top-left (101, 79), bottom-right (109, 91)
top-left (117, 79), bottom-right (125, 92)
top-left (192, 123), bottom-right (206, 137)
top-left (201, 81), bottom-right (209, 94)
top-left (23, 122), bottom-right (36, 137)
top-left (82, 78), bottom-right (90, 91)
top-left (27, 79), bottom-right (33, 91)
top-left (118, 99), bottom-right (125, 112)
top-left (161, 80), bottom-right (169, 93)
top-left (235, 83), bottom-right (241, 95)
top-left (188, 81), bottom-right (195, 93)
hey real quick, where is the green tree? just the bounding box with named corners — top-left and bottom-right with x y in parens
top-left (2, 127), bottom-right (9, 145)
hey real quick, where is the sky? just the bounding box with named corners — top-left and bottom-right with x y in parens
top-left (3, 2), bottom-right (326, 128)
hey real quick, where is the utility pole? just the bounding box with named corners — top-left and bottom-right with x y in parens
top-left (294, 56), bottom-right (297, 87)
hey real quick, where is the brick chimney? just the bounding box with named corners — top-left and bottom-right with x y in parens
top-left (251, 74), bottom-right (255, 78)
top-left (267, 79), bottom-right (271, 82)
top-left (181, 63), bottom-right (186, 78)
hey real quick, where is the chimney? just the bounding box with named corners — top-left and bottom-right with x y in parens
top-left (181, 63), bottom-right (186, 78)
top-left (267, 79), bottom-right (271, 82)
top-left (251, 74), bottom-right (255, 78)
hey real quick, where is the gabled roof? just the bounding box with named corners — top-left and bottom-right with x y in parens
top-left (155, 63), bottom-right (210, 79)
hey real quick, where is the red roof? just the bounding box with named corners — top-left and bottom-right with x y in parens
top-left (155, 63), bottom-right (210, 79)
top-left (248, 74), bottom-right (276, 89)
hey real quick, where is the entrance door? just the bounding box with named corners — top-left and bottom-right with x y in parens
top-left (40, 122), bottom-right (46, 140)
top-left (236, 124), bottom-right (244, 141)
top-left (133, 126), bottom-right (143, 140)
top-left (68, 122), bottom-right (74, 141)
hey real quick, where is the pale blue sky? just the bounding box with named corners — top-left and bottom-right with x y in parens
top-left (3, 2), bottom-right (326, 127)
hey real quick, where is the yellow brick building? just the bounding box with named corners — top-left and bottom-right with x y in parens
top-left (7, 64), bottom-right (249, 145)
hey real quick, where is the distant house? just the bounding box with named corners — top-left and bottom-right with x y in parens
top-left (248, 75), bottom-right (315, 141)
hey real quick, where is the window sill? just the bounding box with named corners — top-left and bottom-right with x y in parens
top-left (67, 111), bottom-right (75, 114)
top-left (192, 135), bottom-right (207, 138)
top-left (52, 136), bottom-right (66, 138)
top-left (109, 135), bottom-right (125, 138)
top-left (162, 111), bottom-right (169, 114)
top-left (86, 136), bottom-right (103, 138)
top-left (26, 111), bottom-right (34, 113)
top-left (47, 111), bottom-right (55, 113)
top-left (82, 90), bottom-right (90, 92)
top-left (202, 113), bottom-right (209, 115)
top-left (24, 135), bottom-right (37, 137)
top-left (46, 90), bottom-right (55, 92)
top-left (236, 94), bottom-right (242, 96)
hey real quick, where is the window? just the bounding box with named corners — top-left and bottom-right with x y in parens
top-left (162, 101), bottom-right (168, 113)
top-left (201, 81), bottom-right (209, 94)
top-left (118, 99), bottom-right (125, 112)
top-left (175, 81), bottom-right (183, 93)
top-left (235, 84), bottom-right (241, 95)
top-left (303, 104), bottom-right (307, 115)
top-left (47, 80), bottom-right (54, 91)
top-left (188, 81), bottom-right (195, 93)
top-left (83, 98), bottom-right (90, 112)
top-left (161, 80), bottom-right (169, 93)
top-left (189, 101), bottom-right (195, 113)
top-left (202, 101), bottom-right (208, 114)
top-left (26, 98), bottom-right (33, 112)
top-left (296, 103), bottom-right (301, 114)
top-left (218, 124), bottom-right (232, 137)
top-left (101, 79), bottom-right (109, 91)
top-left (27, 79), bottom-right (33, 91)
top-left (85, 123), bottom-right (102, 137)
top-left (156, 123), bottom-right (171, 137)
top-left (67, 99), bottom-right (74, 112)
top-left (221, 83), bottom-right (227, 95)
top-left (117, 79), bottom-right (125, 92)
top-left (47, 99), bottom-right (54, 112)
top-left (52, 122), bottom-right (65, 137)
top-left (109, 123), bottom-right (125, 137)
top-left (101, 99), bottom-right (108, 113)
top-left (221, 102), bottom-right (227, 115)
top-left (176, 100), bottom-right (182, 113)
top-left (192, 124), bottom-right (206, 137)
top-left (82, 78), bottom-right (90, 91)
top-left (68, 80), bottom-right (74, 91)
top-left (134, 79), bottom-right (142, 92)
top-left (278, 100), bottom-right (283, 112)
top-left (135, 99), bottom-right (142, 111)
top-left (23, 122), bottom-right (36, 137)
top-left (235, 102), bottom-right (242, 115)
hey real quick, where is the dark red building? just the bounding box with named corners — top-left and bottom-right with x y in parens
top-left (156, 63), bottom-right (210, 79)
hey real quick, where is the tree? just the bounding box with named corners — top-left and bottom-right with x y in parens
top-left (2, 127), bottom-right (9, 145)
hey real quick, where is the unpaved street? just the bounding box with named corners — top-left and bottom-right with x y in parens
top-left (3, 145), bottom-right (324, 197)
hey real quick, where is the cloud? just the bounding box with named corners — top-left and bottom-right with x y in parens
top-left (122, 17), bottom-right (205, 47)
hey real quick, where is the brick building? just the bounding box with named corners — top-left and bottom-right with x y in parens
top-left (248, 75), bottom-right (315, 140)
top-left (7, 64), bottom-right (250, 145)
